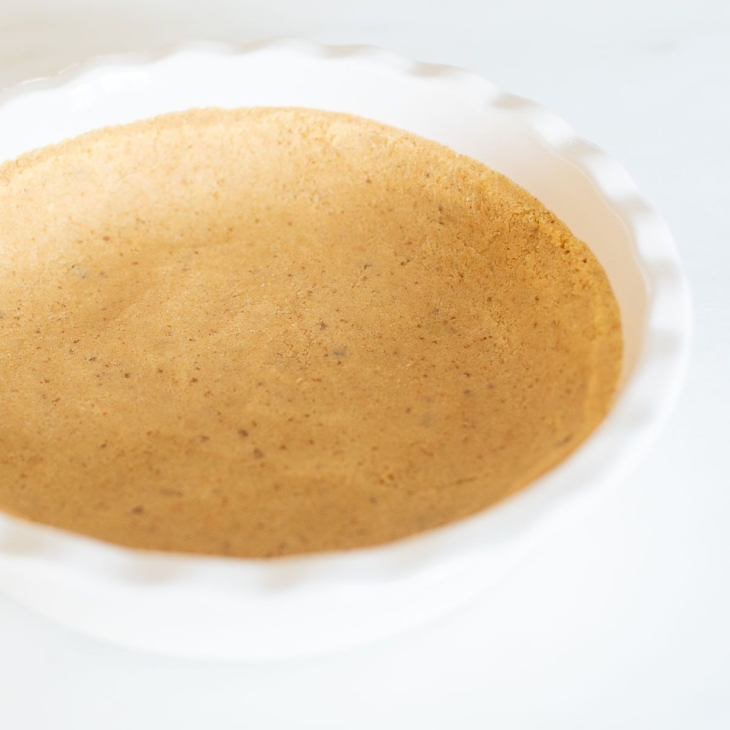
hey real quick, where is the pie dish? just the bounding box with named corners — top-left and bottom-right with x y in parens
top-left (0, 40), bottom-right (691, 659)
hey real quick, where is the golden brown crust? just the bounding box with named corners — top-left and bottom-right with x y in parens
top-left (0, 107), bottom-right (622, 556)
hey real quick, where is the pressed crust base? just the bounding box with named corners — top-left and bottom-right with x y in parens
top-left (0, 108), bottom-right (622, 556)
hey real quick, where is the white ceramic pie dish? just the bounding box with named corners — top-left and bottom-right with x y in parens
top-left (0, 40), bottom-right (690, 660)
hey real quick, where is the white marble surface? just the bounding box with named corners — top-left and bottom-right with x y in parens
top-left (0, 1), bottom-right (728, 727)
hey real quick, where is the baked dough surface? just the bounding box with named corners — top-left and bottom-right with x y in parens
top-left (0, 108), bottom-right (622, 556)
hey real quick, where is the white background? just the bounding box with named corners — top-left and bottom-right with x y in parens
top-left (0, 0), bottom-right (728, 727)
